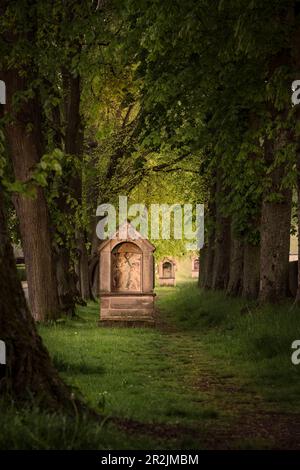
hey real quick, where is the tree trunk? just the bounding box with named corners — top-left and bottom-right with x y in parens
top-left (199, 245), bottom-right (207, 288)
top-left (203, 232), bottom-right (215, 289)
top-left (259, 192), bottom-right (291, 302)
top-left (63, 71), bottom-right (93, 303)
top-left (227, 234), bottom-right (244, 296)
top-left (212, 171), bottom-right (231, 290)
top-left (1, 70), bottom-right (60, 321)
top-left (259, 139), bottom-right (292, 303)
top-left (89, 254), bottom-right (100, 298)
top-left (200, 194), bottom-right (216, 289)
top-left (0, 188), bottom-right (76, 409)
top-left (89, 218), bottom-right (100, 298)
top-left (76, 231), bottom-right (90, 301)
top-left (212, 215), bottom-right (231, 290)
top-left (242, 242), bottom-right (260, 299)
top-left (55, 246), bottom-right (78, 316)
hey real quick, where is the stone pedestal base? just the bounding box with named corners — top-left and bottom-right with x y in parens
top-left (158, 277), bottom-right (176, 287)
top-left (191, 271), bottom-right (199, 278)
top-left (99, 292), bottom-right (155, 325)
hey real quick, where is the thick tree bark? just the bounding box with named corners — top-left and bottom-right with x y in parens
top-left (258, 33), bottom-right (294, 303)
top-left (259, 138), bottom-right (292, 303)
top-left (212, 170), bottom-right (231, 290)
top-left (199, 193), bottom-right (216, 289)
top-left (212, 216), bottom-right (231, 290)
top-left (227, 234), bottom-right (244, 296)
top-left (0, 188), bottom-right (76, 409)
top-left (89, 217), bottom-right (101, 298)
top-left (76, 231), bottom-right (90, 301)
top-left (89, 254), bottom-right (100, 298)
top-left (60, 71), bottom-right (93, 304)
top-left (204, 227), bottom-right (215, 289)
top-left (199, 245), bottom-right (207, 288)
top-left (55, 247), bottom-right (78, 316)
top-left (259, 192), bottom-right (291, 302)
top-left (48, 93), bottom-right (78, 316)
top-left (242, 242), bottom-right (260, 299)
top-left (1, 71), bottom-right (60, 322)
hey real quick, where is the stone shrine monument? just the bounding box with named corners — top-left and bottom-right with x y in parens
top-left (158, 258), bottom-right (176, 286)
top-left (98, 221), bottom-right (156, 325)
top-left (191, 257), bottom-right (200, 278)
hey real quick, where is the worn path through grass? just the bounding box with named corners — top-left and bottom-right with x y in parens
top-left (37, 282), bottom-right (300, 449)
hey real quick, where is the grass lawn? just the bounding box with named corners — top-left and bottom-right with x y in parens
top-left (2, 280), bottom-right (300, 449)
top-left (159, 283), bottom-right (300, 411)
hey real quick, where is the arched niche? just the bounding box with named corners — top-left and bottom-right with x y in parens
top-left (98, 221), bottom-right (156, 325)
top-left (162, 261), bottom-right (172, 278)
top-left (191, 256), bottom-right (200, 278)
top-left (158, 257), bottom-right (176, 286)
top-left (111, 242), bottom-right (142, 292)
